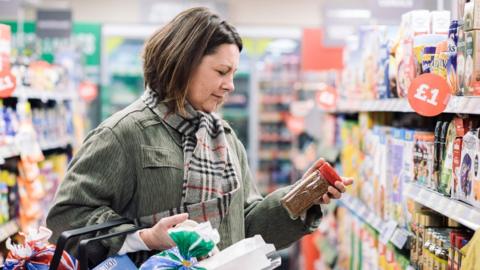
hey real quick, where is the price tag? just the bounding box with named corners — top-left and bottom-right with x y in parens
top-left (0, 71), bottom-right (15, 98)
top-left (380, 220), bottom-right (398, 245)
top-left (408, 73), bottom-right (451, 117)
top-left (79, 81), bottom-right (98, 102)
top-left (390, 229), bottom-right (410, 249)
top-left (437, 198), bottom-right (449, 213)
top-left (366, 212), bottom-right (375, 224)
top-left (372, 217), bottom-right (382, 231)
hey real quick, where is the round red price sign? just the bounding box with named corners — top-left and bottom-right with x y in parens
top-left (0, 71), bottom-right (16, 98)
top-left (407, 73), bottom-right (451, 117)
top-left (315, 86), bottom-right (337, 111)
top-left (79, 81), bottom-right (98, 102)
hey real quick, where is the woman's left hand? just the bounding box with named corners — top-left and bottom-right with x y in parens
top-left (316, 177), bottom-right (354, 204)
top-left (303, 158), bottom-right (354, 205)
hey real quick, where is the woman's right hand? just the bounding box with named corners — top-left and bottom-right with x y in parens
top-left (139, 213), bottom-right (189, 251)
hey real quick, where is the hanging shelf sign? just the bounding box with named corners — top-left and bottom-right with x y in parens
top-left (407, 73), bottom-right (451, 117)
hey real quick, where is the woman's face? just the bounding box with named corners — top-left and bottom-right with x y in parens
top-left (186, 44), bottom-right (240, 113)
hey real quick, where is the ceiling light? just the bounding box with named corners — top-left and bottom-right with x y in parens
top-left (327, 9), bottom-right (372, 19)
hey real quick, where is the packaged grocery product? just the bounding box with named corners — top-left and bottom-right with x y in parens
top-left (456, 129), bottom-right (479, 204)
top-left (408, 10), bottom-right (431, 36)
top-left (451, 118), bottom-right (470, 199)
top-left (463, 30), bottom-right (480, 95)
top-left (402, 129), bottom-right (415, 184)
top-left (430, 10), bottom-right (451, 35)
top-left (440, 120), bottom-right (456, 195)
top-left (432, 40), bottom-right (449, 79)
top-left (396, 38), bottom-right (416, 97)
top-left (434, 121), bottom-right (450, 192)
top-left (464, 0), bottom-right (480, 31)
top-left (458, 0), bottom-right (467, 19)
top-left (447, 20), bottom-right (459, 93)
top-left (422, 46), bottom-right (437, 73)
top-left (388, 128), bottom-right (406, 227)
top-left (473, 134), bottom-right (480, 209)
top-left (413, 132), bottom-right (435, 189)
top-left (281, 161), bottom-right (341, 219)
top-left (4, 227), bottom-right (79, 270)
top-left (457, 25), bottom-right (467, 95)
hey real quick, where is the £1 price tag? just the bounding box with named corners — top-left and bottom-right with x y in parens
top-left (408, 73), bottom-right (451, 117)
top-left (0, 71), bottom-right (15, 98)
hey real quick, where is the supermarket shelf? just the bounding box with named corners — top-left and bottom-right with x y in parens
top-left (259, 136), bottom-right (292, 143)
top-left (259, 112), bottom-right (283, 123)
top-left (40, 138), bottom-right (73, 151)
top-left (340, 194), bottom-right (410, 249)
top-left (0, 138), bottom-right (72, 160)
top-left (404, 183), bottom-right (480, 231)
top-left (12, 86), bottom-right (75, 101)
top-left (258, 150), bottom-right (291, 160)
top-left (0, 219), bottom-right (19, 242)
top-left (334, 96), bottom-right (480, 115)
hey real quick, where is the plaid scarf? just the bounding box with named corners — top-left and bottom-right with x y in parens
top-left (140, 89), bottom-right (240, 229)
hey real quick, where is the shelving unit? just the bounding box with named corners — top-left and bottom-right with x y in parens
top-left (12, 87), bottom-right (76, 101)
top-left (404, 183), bottom-right (480, 231)
top-left (340, 194), bottom-right (410, 250)
top-left (333, 96), bottom-right (480, 114)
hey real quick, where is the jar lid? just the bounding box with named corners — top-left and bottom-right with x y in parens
top-left (318, 162), bottom-right (342, 186)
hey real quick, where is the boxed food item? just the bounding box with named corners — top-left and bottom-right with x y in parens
top-left (451, 118), bottom-right (470, 199)
top-left (440, 120), bottom-right (457, 196)
top-left (406, 10), bottom-right (431, 36)
top-left (447, 20), bottom-right (460, 93)
top-left (458, 0), bottom-right (467, 19)
top-left (463, 30), bottom-right (480, 95)
top-left (402, 129), bottom-right (416, 184)
top-left (431, 10), bottom-right (451, 35)
top-left (474, 133), bottom-right (480, 209)
top-left (456, 129), bottom-right (479, 204)
top-left (432, 41), bottom-right (449, 79)
top-left (434, 121), bottom-right (450, 192)
top-left (464, 0), bottom-right (480, 31)
top-left (388, 128), bottom-right (407, 227)
top-left (413, 132), bottom-right (435, 189)
top-left (457, 25), bottom-right (467, 95)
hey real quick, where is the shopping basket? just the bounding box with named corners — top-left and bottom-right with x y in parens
top-left (49, 217), bottom-right (145, 270)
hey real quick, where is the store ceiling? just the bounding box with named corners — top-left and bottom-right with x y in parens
top-left (1, 0), bottom-right (455, 46)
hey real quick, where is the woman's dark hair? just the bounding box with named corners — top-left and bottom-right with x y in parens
top-left (142, 7), bottom-right (243, 114)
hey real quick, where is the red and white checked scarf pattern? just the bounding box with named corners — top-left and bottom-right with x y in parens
top-left (141, 89), bottom-right (240, 228)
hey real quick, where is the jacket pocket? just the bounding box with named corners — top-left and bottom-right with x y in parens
top-left (141, 145), bottom-right (183, 169)
top-left (138, 145), bottom-right (184, 214)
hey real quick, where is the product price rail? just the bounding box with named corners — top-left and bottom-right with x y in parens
top-left (405, 183), bottom-right (480, 231)
top-left (340, 193), bottom-right (411, 250)
top-left (331, 97), bottom-right (480, 114)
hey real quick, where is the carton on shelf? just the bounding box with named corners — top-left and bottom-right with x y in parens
top-left (464, 0), bottom-right (480, 31)
top-left (410, 10), bottom-right (432, 36)
top-left (463, 30), bottom-right (480, 96)
top-left (457, 25), bottom-right (467, 95)
top-left (431, 10), bottom-right (451, 35)
top-left (458, 0), bottom-right (467, 19)
top-left (456, 129), bottom-right (479, 205)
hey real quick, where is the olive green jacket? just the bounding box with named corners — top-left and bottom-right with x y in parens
top-left (46, 98), bottom-right (322, 266)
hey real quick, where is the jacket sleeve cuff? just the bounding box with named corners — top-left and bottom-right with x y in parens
top-left (301, 204), bottom-right (323, 232)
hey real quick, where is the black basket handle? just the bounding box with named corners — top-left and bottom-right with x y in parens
top-left (49, 217), bottom-right (132, 270)
top-left (78, 225), bottom-right (146, 270)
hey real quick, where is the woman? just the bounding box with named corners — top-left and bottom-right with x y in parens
top-left (47, 7), bottom-right (353, 266)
